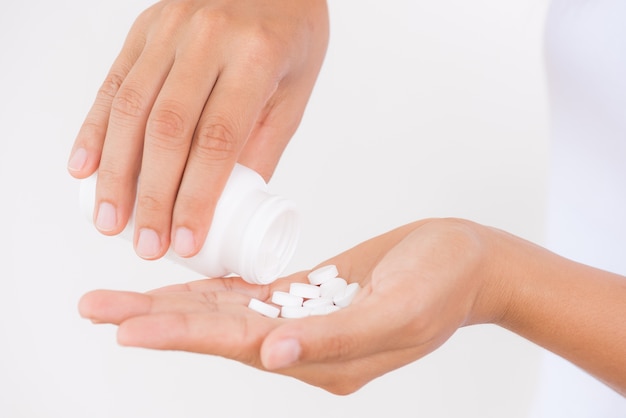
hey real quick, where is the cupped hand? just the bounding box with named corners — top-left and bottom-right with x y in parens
top-left (67, 0), bottom-right (329, 260)
top-left (79, 218), bottom-right (506, 395)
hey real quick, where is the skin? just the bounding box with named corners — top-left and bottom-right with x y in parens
top-left (78, 218), bottom-right (626, 396)
top-left (70, 0), bottom-right (626, 399)
top-left (67, 0), bottom-right (329, 260)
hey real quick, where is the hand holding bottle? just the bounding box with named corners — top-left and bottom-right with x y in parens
top-left (67, 0), bottom-right (329, 260)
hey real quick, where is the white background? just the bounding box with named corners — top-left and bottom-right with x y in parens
top-left (0, 0), bottom-right (550, 417)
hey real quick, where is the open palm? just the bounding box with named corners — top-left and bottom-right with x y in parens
top-left (79, 219), bottom-right (491, 394)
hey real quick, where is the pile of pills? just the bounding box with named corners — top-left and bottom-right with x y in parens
top-left (247, 265), bottom-right (360, 319)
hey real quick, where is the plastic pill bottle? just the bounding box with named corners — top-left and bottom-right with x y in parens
top-left (79, 163), bottom-right (300, 285)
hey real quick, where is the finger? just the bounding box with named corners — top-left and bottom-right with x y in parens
top-left (132, 41), bottom-right (220, 259)
top-left (260, 292), bottom-right (400, 369)
top-left (147, 276), bottom-right (273, 300)
top-left (116, 308), bottom-right (427, 395)
top-left (67, 26), bottom-right (146, 178)
top-left (78, 285), bottom-right (254, 325)
top-left (170, 61), bottom-right (282, 258)
top-left (117, 309), bottom-right (277, 368)
top-left (78, 290), bottom-right (152, 324)
top-left (93, 41), bottom-right (175, 236)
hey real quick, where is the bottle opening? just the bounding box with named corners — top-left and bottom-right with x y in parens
top-left (239, 197), bottom-right (300, 285)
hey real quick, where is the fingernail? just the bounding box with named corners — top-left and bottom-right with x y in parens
top-left (136, 228), bottom-right (161, 259)
top-left (265, 338), bottom-right (301, 370)
top-left (173, 227), bottom-right (195, 257)
top-left (95, 202), bottom-right (117, 232)
top-left (67, 148), bottom-right (87, 172)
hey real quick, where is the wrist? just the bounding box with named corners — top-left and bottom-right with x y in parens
top-left (463, 223), bottom-right (518, 327)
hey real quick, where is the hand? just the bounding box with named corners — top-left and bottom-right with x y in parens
top-left (67, 0), bottom-right (329, 260)
top-left (79, 218), bottom-right (505, 394)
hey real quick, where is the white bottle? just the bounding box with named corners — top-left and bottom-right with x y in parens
top-left (79, 163), bottom-right (300, 285)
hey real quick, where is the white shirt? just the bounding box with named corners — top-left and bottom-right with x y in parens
top-left (531, 0), bottom-right (626, 415)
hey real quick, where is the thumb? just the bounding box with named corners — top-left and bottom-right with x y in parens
top-left (260, 292), bottom-right (404, 370)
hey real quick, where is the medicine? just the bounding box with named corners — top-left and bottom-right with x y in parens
top-left (307, 264), bottom-right (339, 285)
top-left (309, 305), bottom-right (342, 316)
top-left (333, 282), bottom-right (360, 307)
top-left (248, 298), bottom-right (280, 318)
top-left (320, 277), bottom-right (348, 300)
top-left (280, 306), bottom-right (311, 319)
top-left (80, 163), bottom-right (299, 285)
top-left (271, 291), bottom-right (304, 307)
top-left (289, 282), bottom-right (321, 299)
top-left (247, 265), bottom-right (362, 319)
top-left (302, 297), bottom-right (333, 308)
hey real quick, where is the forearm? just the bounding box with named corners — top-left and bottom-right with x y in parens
top-left (489, 227), bottom-right (626, 395)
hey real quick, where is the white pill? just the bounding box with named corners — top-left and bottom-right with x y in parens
top-left (289, 282), bottom-right (321, 299)
top-left (320, 277), bottom-right (348, 300)
top-left (333, 282), bottom-right (361, 307)
top-left (310, 304), bottom-right (342, 316)
top-left (307, 264), bottom-right (339, 285)
top-left (303, 297), bottom-right (333, 308)
top-left (280, 306), bottom-right (311, 319)
top-left (271, 291), bottom-right (304, 307)
top-left (248, 298), bottom-right (280, 318)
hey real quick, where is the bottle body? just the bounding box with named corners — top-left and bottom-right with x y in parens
top-left (80, 164), bottom-right (299, 284)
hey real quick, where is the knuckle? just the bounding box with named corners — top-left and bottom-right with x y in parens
top-left (194, 117), bottom-right (240, 162)
top-left (78, 119), bottom-right (106, 144)
top-left (95, 165), bottom-right (122, 181)
top-left (244, 27), bottom-right (282, 59)
top-left (147, 102), bottom-right (189, 148)
top-left (94, 166), bottom-right (129, 195)
top-left (152, 1), bottom-right (197, 36)
top-left (133, 5), bottom-right (154, 26)
top-left (111, 83), bottom-right (147, 119)
top-left (136, 192), bottom-right (169, 215)
top-left (191, 7), bottom-right (230, 33)
top-left (160, 0), bottom-right (195, 21)
top-left (173, 193), bottom-right (206, 221)
top-left (189, 8), bottom-right (283, 69)
top-left (97, 72), bottom-right (125, 101)
top-left (234, 25), bottom-right (285, 74)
